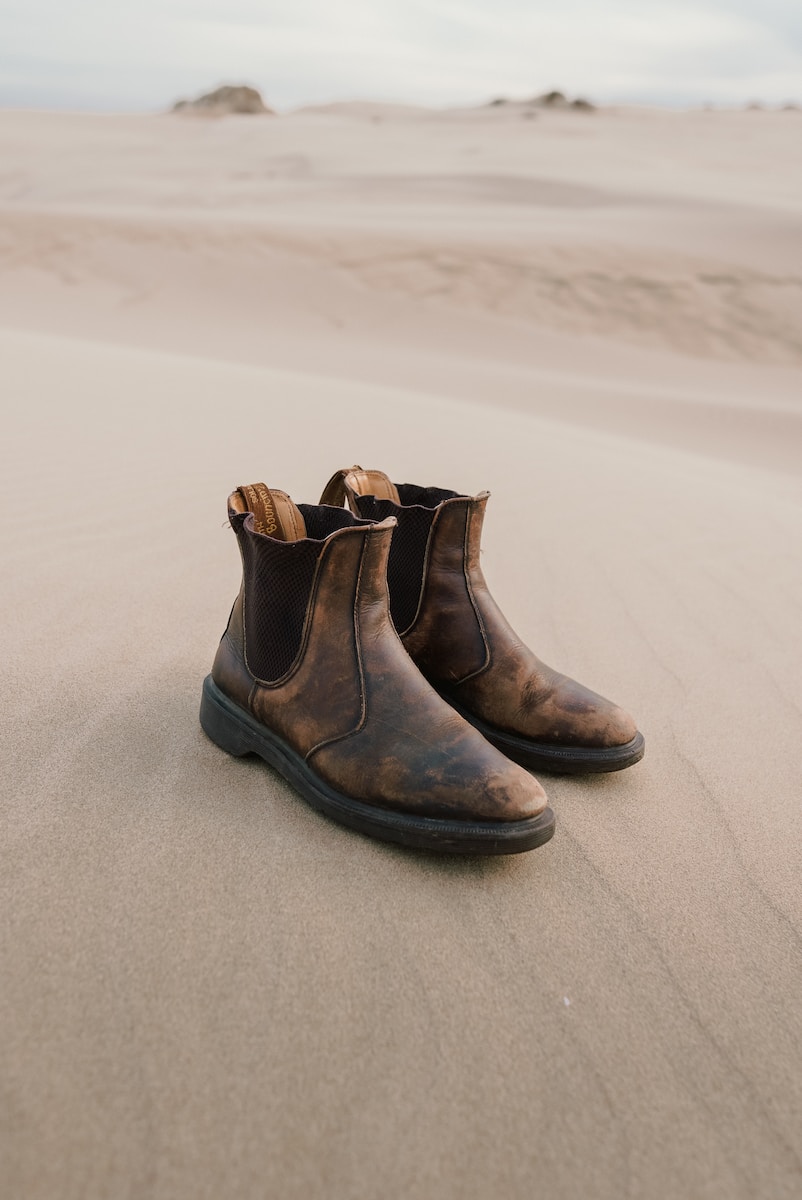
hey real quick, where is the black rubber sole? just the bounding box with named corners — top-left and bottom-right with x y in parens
top-left (439, 691), bottom-right (645, 775)
top-left (199, 676), bottom-right (556, 855)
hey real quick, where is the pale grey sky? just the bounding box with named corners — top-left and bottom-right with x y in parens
top-left (1, 0), bottom-right (800, 111)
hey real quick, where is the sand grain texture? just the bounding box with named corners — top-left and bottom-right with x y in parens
top-left (1, 106), bottom-right (801, 1200)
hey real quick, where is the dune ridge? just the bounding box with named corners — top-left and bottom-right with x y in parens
top-left (3, 208), bottom-right (800, 364)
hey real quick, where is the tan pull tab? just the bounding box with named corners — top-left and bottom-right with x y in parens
top-left (319, 466), bottom-right (400, 510)
top-left (347, 469), bottom-right (400, 503)
top-left (319, 465), bottom-right (363, 507)
top-left (235, 483), bottom-right (307, 541)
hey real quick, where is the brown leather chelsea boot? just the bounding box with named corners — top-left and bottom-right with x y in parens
top-left (320, 468), bottom-right (645, 775)
top-left (200, 482), bottom-right (555, 853)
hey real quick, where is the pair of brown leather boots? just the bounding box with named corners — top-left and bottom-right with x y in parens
top-left (200, 467), bottom-right (644, 855)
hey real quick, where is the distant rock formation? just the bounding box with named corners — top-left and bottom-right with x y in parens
top-left (532, 90), bottom-right (595, 112)
top-left (172, 85), bottom-right (273, 116)
top-left (538, 90), bottom-right (567, 107)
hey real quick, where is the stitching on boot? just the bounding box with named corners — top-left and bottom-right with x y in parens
top-left (453, 501), bottom-right (492, 685)
top-left (305, 527), bottom-right (371, 760)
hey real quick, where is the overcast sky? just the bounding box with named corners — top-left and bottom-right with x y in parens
top-left (1, 0), bottom-right (801, 111)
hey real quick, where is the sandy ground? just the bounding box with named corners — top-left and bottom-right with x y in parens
top-left (1, 104), bottom-right (801, 1199)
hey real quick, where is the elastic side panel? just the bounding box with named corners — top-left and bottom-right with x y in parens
top-left (237, 522), bottom-right (322, 682)
top-left (297, 504), bottom-right (370, 540)
top-left (395, 483), bottom-right (460, 507)
top-left (355, 496), bottom-right (436, 635)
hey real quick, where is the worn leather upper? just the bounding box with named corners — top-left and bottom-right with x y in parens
top-left (212, 489), bottom-right (548, 822)
top-left (326, 468), bottom-right (639, 750)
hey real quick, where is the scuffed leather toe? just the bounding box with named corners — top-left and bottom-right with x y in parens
top-left (539, 675), bottom-right (639, 749)
top-left (313, 700), bottom-right (550, 824)
top-left (470, 754), bottom-right (549, 823)
top-left (454, 648), bottom-right (640, 751)
top-left (596, 702), bottom-right (639, 749)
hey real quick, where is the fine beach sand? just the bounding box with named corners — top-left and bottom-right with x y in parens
top-left (2, 103), bottom-right (801, 1198)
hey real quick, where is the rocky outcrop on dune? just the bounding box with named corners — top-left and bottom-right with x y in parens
top-left (486, 91), bottom-right (596, 115)
top-left (535, 90), bottom-right (596, 111)
top-left (172, 85), bottom-right (273, 116)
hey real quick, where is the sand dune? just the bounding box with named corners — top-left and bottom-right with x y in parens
top-left (3, 205), bottom-right (801, 359)
top-left (1, 105), bottom-right (801, 1200)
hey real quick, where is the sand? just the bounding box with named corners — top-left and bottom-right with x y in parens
top-left (1, 104), bottom-right (801, 1199)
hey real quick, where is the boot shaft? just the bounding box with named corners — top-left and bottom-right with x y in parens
top-left (227, 483), bottom-right (392, 685)
top-left (321, 468), bottom-right (490, 678)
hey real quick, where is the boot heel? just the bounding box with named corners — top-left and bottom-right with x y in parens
top-left (200, 676), bottom-right (255, 757)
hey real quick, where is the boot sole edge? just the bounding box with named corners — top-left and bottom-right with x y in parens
top-left (199, 676), bottom-right (556, 855)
